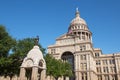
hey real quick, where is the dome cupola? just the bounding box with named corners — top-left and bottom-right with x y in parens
top-left (70, 8), bottom-right (87, 26)
top-left (67, 8), bottom-right (92, 43)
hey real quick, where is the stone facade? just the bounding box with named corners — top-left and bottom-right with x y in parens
top-left (48, 8), bottom-right (120, 80)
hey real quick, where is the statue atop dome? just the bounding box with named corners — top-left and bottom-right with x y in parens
top-left (75, 7), bottom-right (80, 17)
top-left (34, 36), bottom-right (39, 45)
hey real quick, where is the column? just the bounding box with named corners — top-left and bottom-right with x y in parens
top-left (80, 32), bottom-right (81, 40)
top-left (31, 67), bottom-right (38, 80)
top-left (86, 33), bottom-right (88, 40)
top-left (85, 32), bottom-right (87, 40)
top-left (41, 69), bottom-right (46, 80)
top-left (114, 57), bottom-right (118, 80)
top-left (19, 68), bottom-right (26, 80)
top-left (78, 55), bottom-right (80, 80)
top-left (108, 60), bottom-right (111, 80)
top-left (77, 32), bottom-right (79, 36)
top-left (75, 72), bottom-right (78, 80)
top-left (81, 32), bottom-right (83, 40)
top-left (109, 75), bottom-right (112, 80)
top-left (87, 54), bottom-right (91, 80)
top-left (74, 55), bottom-right (77, 70)
top-left (74, 55), bottom-right (78, 80)
top-left (90, 34), bottom-right (92, 43)
top-left (102, 75), bottom-right (105, 80)
top-left (79, 72), bottom-right (81, 80)
top-left (116, 58), bottom-right (119, 80)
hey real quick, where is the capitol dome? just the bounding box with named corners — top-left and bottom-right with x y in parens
top-left (70, 8), bottom-right (87, 25)
top-left (67, 8), bottom-right (91, 38)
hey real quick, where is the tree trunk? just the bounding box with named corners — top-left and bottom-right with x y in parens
top-left (63, 76), bottom-right (66, 80)
top-left (10, 76), bottom-right (12, 80)
top-left (55, 77), bottom-right (59, 80)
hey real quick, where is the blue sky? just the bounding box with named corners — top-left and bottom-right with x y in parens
top-left (0, 0), bottom-right (120, 54)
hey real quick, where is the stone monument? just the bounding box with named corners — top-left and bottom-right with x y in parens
top-left (19, 37), bottom-right (46, 80)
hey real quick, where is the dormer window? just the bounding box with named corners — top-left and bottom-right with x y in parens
top-left (95, 53), bottom-right (99, 57)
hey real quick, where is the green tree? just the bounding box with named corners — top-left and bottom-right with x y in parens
top-left (45, 54), bottom-right (73, 80)
top-left (44, 54), bottom-right (54, 79)
top-left (0, 25), bottom-right (16, 78)
top-left (12, 38), bottom-right (38, 59)
top-left (62, 62), bottom-right (73, 80)
top-left (0, 25), bottom-right (16, 57)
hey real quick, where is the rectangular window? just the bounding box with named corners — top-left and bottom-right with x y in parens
top-left (51, 48), bottom-right (56, 54)
top-left (96, 61), bottom-right (98, 65)
top-left (106, 67), bottom-right (109, 73)
top-left (81, 73), bottom-right (87, 80)
top-left (96, 67), bottom-right (99, 72)
top-left (104, 75), bottom-right (109, 80)
top-left (103, 67), bottom-right (109, 73)
top-left (96, 67), bottom-right (101, 73)
top-left (110, 67), bottom-right (113, 72)
top-left (81, 55), bottom-right (86, 60)
top-left (83, 45), bottom-right (86, 51)
top-left (80, 45), bottom-right (86, 51)
top-left (103, 60), bottom-right (108, 65)
top-left (81, 55), bottom-right (83, 60)
top-left (111, 75), bottom-right (115, 80)
top-left (103, 67), bottom-right (106, 73)
top-left (110, 67), bottom-right (115, 73)
top-left (98, 75), bottom-right (102, 80)
top-left (84, 63), bottom-right (87, 70)
top-left (103, 60), bottom-right (105, 65)
top-left (109, 59), bottom-right (112, 64)
top-left (81, 63), bottom-right (87, 70)
top-left (80, 46), bottom-right (83, 51)
top-left (95, 53), bottom-right (97, 57)
top-left (81, 63), bottom-right (83, 70)
top-left (105, 60), bottom-right (108, 65)
top-left (83, 55), bottom-right (86, 60)
top-left (109, 59), bottom-right (115, 64)
top-left (96, 60), bottom-right (101, 65)
top-left (95, 53), bottom-right (99, 57)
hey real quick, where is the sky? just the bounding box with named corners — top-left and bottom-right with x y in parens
top-left (0, 0), bottom-right (120, 54)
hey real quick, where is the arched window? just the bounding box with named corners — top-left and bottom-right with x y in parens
top-left (39, 60), bottom-right (44, 67)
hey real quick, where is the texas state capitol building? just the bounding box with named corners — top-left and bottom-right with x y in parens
top-left (47, 9), bottom-right (120, 80)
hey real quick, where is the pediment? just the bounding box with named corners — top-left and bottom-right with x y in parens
top-left (56, 33), bottom-right (73, 40)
